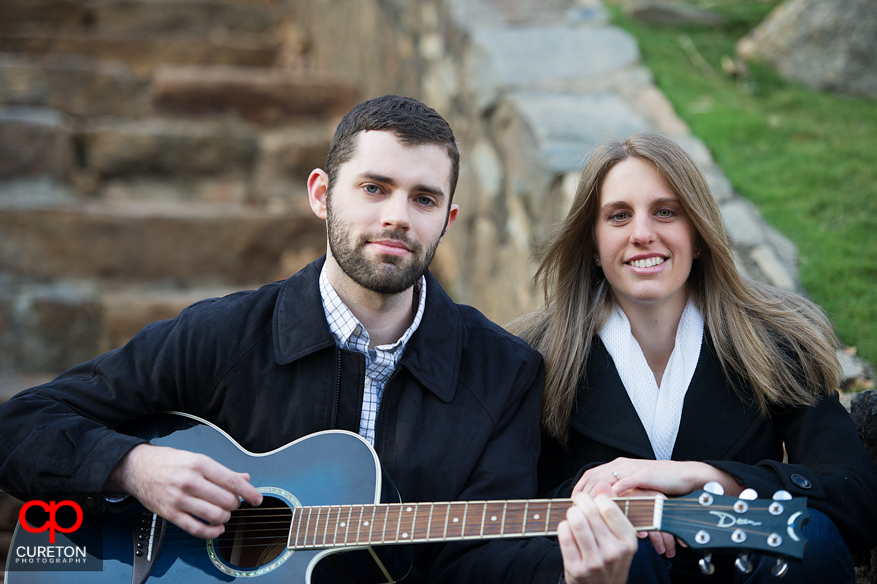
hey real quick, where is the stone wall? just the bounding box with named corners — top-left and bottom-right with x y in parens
top-left (286, 0), bottom-right (803, 326)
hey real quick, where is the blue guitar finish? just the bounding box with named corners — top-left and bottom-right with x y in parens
top-left (6, 413), bottom-right (409, 584)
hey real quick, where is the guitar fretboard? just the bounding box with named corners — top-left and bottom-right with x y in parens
top-left (287, 497), bottom-right (661, 550)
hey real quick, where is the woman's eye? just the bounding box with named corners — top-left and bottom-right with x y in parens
top-left (657, 209), bottom-right (676, 218)
top-left (609, 212), bottom-right (630, 221)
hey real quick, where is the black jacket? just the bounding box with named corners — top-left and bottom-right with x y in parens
top-left (0, 257), bottom-right (563, 582)
top-left (538, 336), bottom-right (877, 555)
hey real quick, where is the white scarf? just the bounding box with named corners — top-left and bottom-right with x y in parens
top-left (598, 301), bottom-right (704, 460)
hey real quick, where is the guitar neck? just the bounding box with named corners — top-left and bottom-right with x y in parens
top-left (287, 497), bottom-right (661, 549)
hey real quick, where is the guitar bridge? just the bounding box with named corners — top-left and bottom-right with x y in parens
top-left (130, 509), bottom-right (166, 584)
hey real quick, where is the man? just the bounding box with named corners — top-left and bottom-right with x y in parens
top-left (0, 95), bottom-right (635, 583)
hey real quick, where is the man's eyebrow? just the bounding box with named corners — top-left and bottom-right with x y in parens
top-left (359, 172), bottom-right (447, 200)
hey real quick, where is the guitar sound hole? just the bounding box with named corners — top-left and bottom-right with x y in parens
top-left (215, 495), bottom-right (292, 568)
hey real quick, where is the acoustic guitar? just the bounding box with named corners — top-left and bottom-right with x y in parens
top-left (6, 412), bottom-right (808, 583)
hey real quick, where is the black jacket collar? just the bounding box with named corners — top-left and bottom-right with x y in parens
top-left (273, 256), bottom-right (460, 403)
top-left (571, 336), bottom-right (762, 461)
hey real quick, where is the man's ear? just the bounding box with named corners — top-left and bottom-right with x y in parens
top-left (307, 169), bottom-right (330, 220)
top-left (439, 204), bottom-right (460, 242)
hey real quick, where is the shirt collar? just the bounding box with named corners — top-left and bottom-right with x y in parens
top-left (319, 264), bottom-right (427, 352)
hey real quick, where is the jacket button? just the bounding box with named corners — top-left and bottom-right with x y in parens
top-left (84, 496), bottom-right (97, 510)
top-left (790, 474), bottom-right (812, 489)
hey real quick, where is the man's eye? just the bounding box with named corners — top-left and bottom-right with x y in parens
top-left (364, 185), bottom-right (380, 194)
top-left (416, 196), bottom-right (435, 206)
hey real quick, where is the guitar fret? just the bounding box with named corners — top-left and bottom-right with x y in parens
top-left (394, 504), bottom-right (402, 543)
top-left (500, 501), bottom-right (508, 537)
top-left (461, 501), bottom-right (469, 538)
top-left (442, 502), bottom-right (449, 540)
top-left (356, 506), bottom-right (364, 545)
top-left (482, 502), bottom-right (503, 537)
top-left (404, 504), bottom-right (417, 542)
top-left (522, 501), bottom-right (530, 534)
top-left (479, 502), bottom-right (486, 537)
top-left (343, 506), bottom-right (352, 545)
top-left (368, 505), bottom-right (377, 544)
top-left (331, 506), bottom-right (340, 545)
top-left (318, 507), bottom-right (327, 546)
top-left (380, 505), bottom-right (390, 543)
top-left (305, 507), bottom-right (313, 546)
top-left (544, 501), bottom-right (551, 533)
top-left (426, 503), bottom-right (434, 541)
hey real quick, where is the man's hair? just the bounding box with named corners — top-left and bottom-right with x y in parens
top-left (325, 95), bottom-right (460, 202)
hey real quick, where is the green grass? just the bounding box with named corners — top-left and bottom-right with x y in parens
top-left (608, 1), bottom-right (877, 372)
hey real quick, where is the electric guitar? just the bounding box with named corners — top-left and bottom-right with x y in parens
top-left (6, 412), bottom-right (809, 583)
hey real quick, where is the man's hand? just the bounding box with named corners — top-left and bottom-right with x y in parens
top-left (105, 444), bottom-right (263, 539)
top-left (558, 483), bottom-right (638, 584)
top-left (572, 458), bottom-right (741, 559)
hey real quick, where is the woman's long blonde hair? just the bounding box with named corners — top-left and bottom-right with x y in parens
top-left (511, 133), bottom-right (840, 443)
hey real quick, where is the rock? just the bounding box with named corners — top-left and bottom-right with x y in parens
top-left (0, 54), bottom-right (151, 118)
top-left (91, 0), bottom-right (278, 36)
top-left (0, 198), bottom-right (325, 284)
top-left (627, 2), bottom-right (724, 27)
top-left (737, 0), bottom-right (877, 98)
top-left (0, 0), bottom-right (86, 25)
top-left (83, 118), bottom-right (258, 177)
top-left (0, 31), bottom-right (278, 76)
top-left (0, 106), bottom-right (73, 179)
top-left (150, 65), bottom-right (359, 124)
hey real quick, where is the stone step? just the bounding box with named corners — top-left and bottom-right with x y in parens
top-left (90, 0), bottom-right (279, 36)
top-left (1, 0), bottom-right (278, 34)
top-left (151, 65), bottom-right (360, 124)
top-left (81, 117), bottom-right (259, 178)
top-left (0, 30), bottom-right (277, 75)
top-left (0, 0), bottom-right (88, 27)
top-left (0, 196), bottom-right (326, 283)
top-left (0, 279), bottom-right (271, 375)
top-left (0, 53), bottom-right (151, 118)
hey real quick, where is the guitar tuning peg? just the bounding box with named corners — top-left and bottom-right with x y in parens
top-left (739, 488), bottom-right (758, 500)
top-left (770, 558), bottom-right (789, 577)
top-left (698, 553), bottom-right (715, 575)
top-left (735, 553), bottom-right (753, 574)
top-left (772, 490), bottom-right (792, 501)
top-left (703, 481), bottom-right (724, 496)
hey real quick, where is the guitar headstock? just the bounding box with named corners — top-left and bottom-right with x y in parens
top-left (660, 488), bottom-right (808, 561)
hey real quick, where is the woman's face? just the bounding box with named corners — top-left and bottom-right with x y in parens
top-left (594, 158), bottom-right (697, 315)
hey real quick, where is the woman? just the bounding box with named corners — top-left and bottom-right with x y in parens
top-left (512, 133), bottom-right (877, 582)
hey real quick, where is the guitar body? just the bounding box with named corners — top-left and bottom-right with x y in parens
top-left (6, 413), bottom-right (412, 584)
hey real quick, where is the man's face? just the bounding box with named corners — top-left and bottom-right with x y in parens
top-left (319, 130), bottom-right (458, 295)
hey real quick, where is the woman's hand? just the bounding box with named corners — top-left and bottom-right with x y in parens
top-left (573, 458), bottom-right (741, 500)
top-left (572, 459), bottom-right (742, 558)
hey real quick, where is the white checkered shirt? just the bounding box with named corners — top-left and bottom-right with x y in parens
top-left (319, 266), bottom-right (427, 446)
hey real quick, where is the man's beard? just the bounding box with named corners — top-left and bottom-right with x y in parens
top-left (326, 203), bottom-right (442, 295)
